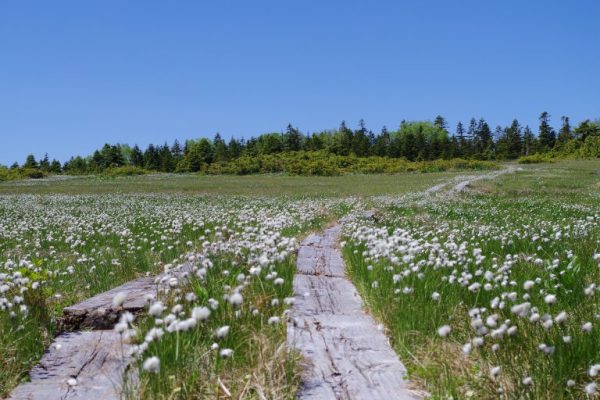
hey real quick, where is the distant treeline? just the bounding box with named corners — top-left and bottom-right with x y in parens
top-left (2, 113), bottom-right (600, 178)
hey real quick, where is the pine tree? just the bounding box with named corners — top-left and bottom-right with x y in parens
top-left (557, 116), bottom-right (572, 146)
top-left (522, 126), bottom-right (535, 155)
top-left (171, 140), bottom-right (183, 162)
top-left (228, 138), bottom-right (242, 159)
top-left (213, 133), bottom-right (229, 162)
top-left (455, 122), bottom-right (466, 157)
top-left (159, 143), bottom-right (175, 172)
top-left (24, 154), bottom-right (38, 169)
top-left (338, 121), bottom-right (354, 156)
top-left (283, 124), bottom-right (303, 152)
top-left (144, 144), bottom-right (160, 170)
top-left (49, 159), bottom-right (62, 173)
top-left (352, 119), bottom-right (371, 156)
top-left (131, 145), bottom-right (144, 167)
top-left (373, 126), bottom-right (390, 156)
top-left (40, 153), bottom-right (50, 171)
top-left (573, 120), bottom-right (600, 142)
top-left (505, 119), bottom-right (523, 159)
top-left (538, 112), bottom-right (556, 150)
top-left (474, 119), bottom-right (493, 158)
top-left (434, 115), bottom-right (448, 132)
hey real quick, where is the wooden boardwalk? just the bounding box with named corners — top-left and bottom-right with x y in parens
top-left (288, 224), bottom-right (420, 400)
top-left (9, 265), bottom-right (191, 400)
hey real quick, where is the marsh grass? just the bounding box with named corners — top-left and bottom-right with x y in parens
top-left (343, 161), bottom-right (600, 399)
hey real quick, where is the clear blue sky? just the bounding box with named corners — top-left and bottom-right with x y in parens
top-left (1, 1), bottom-right (599, 165)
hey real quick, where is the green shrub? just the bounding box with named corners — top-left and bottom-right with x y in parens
top-left (203, 152), bottom-right (496, 176)
top-left (0, 167), bottom-right (46, 181)
top-left (577, 135), bottom-right (600, 158)
top-left (103, 166), bottom-right (148, 177)
top-left (21, 168), bottom-right (46, 179)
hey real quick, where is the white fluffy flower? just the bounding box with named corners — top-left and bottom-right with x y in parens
top-left (148, 302), bottom-right (164, 317)
top-left (215, 325), bottom-right (230, 339)
top-left (544, 294), bottom-right (557, 305)
top-left (228, 292), bottom-right (243, 307)
top-left (112, 292), bottom-right (127, 308)
top-left (220, 348), bottom-right (234, 358)
top-left (143, 356), bottom-right (160, 373)
top-left (437, 325), bottom-right (451, 337)
top-left (192, 306), bottom-right (211, 322)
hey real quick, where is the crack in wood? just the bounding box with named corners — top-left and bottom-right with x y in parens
top-left (288, 222), bottom-right (420, 400)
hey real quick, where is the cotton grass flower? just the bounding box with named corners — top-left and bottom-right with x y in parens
top-left (228, 292), bottom-right (243, 307)
top-left (220, 348), bottom-right (234, 358)
top-left (215, 325), bottom-right (230, 339)
top-left (192, 306), bottom-right (210, 322)
top-left (437, 325), bottom-right (451, 337)
top-left (143, 356), bottom-right (160, 373)
top-left (112, 292), bottom-right (127, 308)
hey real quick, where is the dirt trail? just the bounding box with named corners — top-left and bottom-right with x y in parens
top-left (288, 225), bottom-right (420, 400)
top-left (421, 165), bottom-right (518, 200)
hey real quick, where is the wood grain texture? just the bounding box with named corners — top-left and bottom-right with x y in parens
top-left (61, 263), bottom-right (192, 330)
top-left (288, 224), bottom-right (420, 400)
top-left (9, 331), bottom-right (134, 400)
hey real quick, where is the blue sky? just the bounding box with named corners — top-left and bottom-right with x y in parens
top-left (1, 1), bottom-right (599, 164)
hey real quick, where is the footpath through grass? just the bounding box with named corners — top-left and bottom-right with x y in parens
top-left (343, 160), bottom-right (600, 399)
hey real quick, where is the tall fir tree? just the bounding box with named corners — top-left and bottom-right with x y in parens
top-left (213, 133), bottom-right (229, 162)
top-left (131, 145), bottom-right (144, 167)
top-left (538, 112), bottom-right (556, 150)
top-left (455, 121), bottom-right (467, 157)
top-left (557, 116), bottom-right (572, 146)
top-left (522, 126), bottom-right (535, 155)
top-left (24, 154), bottom-right (39, 169)
top-left (434, 115), bottom-right (448, 132)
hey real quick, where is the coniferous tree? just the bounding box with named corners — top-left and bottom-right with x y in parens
top-left (573, 120), bottom-right (600, 142)
top-left (24, 154), bottom-right (38, 169)
top-left (283, 124), bottom-right (303, 152)
top-left (213, 133), bottom-right (229, 162)
top-left (144, 144), bottom-right (161, 170)
top-left (434, 115), bottom-right (448, 132)
top-left (474, 119), bottom-right (493, 158)
top-left (465, 118), bottom-right (478, 156)
top-left (40, 153), bottom-right (50, 171)
top-left (455, 122), bottom-right (467, 157)
top-left (228, 138), bottom-right (242, 159)
top-left (352, 119), bottom-right (371, 156)
top-left (522, 126), bottom-right (535, 155)
top-left (171, 140), bottom-right (183, 163)
top-left (131, 145), bottom-right (144, 167)
top-left (557, 116), bottom-right (572, 146)
top-left (538, 112), bottom-right (556, 151)
top-left (373, 126), bottom-right (391, 156)
top-left (505, 119), bottom-right (523, 159)
top-left (158, 143), bottom-right (175, 172)
top-left (335, 121), bottom-right (354, 156)
top-left (49, 159), bottom-right (62, 173)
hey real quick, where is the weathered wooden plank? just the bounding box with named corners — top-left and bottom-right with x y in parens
top-left (61, 263), bottom-right (193, 330)
top-left (296, 226), bottom-right (345, 278)
top-left (9, 331), bottom-right (134, 400)
top-left (60, 276), bottom-right (156, 330)
top-left (289, 223), bottom-right (420, 400)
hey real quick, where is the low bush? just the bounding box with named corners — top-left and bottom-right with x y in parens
top-left (204, 152), bottom-right (497, 176)
top-left (103, 166), bottom-right (149, 177)
top-left (517, 154), bottom-right (556, 164)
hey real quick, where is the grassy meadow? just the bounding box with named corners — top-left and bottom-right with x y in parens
top-left (0, 161), bottom-right (599, 399)
top-left (343, 160), bottom-right (600, 398)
